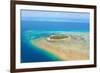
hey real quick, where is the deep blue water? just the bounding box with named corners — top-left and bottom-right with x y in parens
top-left (21, 21), bottom-right (89, 32)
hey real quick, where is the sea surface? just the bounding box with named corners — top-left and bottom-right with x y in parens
top-left (21, 21), bottom-right (89, 63)
top-left (21, 10), bottom-right (90, 63)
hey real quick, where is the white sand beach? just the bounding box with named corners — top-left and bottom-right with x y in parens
top-left (32, 33), bottom-right (89, 61)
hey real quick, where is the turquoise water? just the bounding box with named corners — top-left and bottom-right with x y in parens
top-left (21, 10), bottom-right (89, 63)
top-left (21, 31), bottom-right (63, 63)
top-left (21, 31), bottom-right (89, 63)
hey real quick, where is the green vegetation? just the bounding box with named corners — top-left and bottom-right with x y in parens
top-left (50, 35), bottom-right (68, 39)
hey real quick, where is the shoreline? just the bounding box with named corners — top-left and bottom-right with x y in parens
top-left (32, 34), bottom-right (89, 61)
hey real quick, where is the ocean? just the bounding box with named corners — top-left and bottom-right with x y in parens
top-left (21, 21), bottom-right (89, 63)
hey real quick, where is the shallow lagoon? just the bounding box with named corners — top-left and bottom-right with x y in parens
top-left (21, 31), bottom-right (89, 63)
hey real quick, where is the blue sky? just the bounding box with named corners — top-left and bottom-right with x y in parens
top-left (21, 10), bottom-right (90, 23)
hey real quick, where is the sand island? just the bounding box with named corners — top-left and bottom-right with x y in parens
top-left (32, 34), bottom-right (89, 61)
